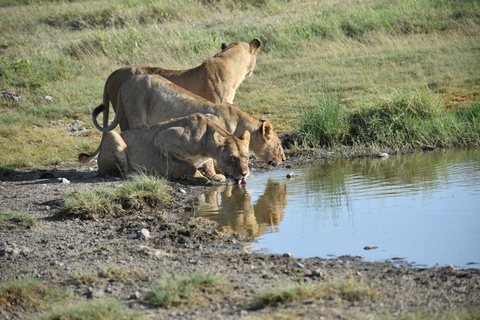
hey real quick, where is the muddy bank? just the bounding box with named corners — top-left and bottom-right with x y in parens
top-left (1, 150), bottom-right (479, 319)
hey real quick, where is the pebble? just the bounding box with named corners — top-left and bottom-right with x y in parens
top-left (376, 152), bottom-right (389, 158)
top-left (86, 287), bottom-right (104, 299)
top-left (364, 245), bottom-right (378, 250)
top-left (286, 172), bottom-right (295, 179)
top-left (57, 177), bottom-right (71, 184)
top-left (311, 268), bottom-right (326, 278)
top-left (129, 291), bottom-right (141, 300)
top-left (178, 188), bottom-right (187, 194)
top-left (136, 229), bottom-right (150, 240)
top-left (283, 252), bottom-right (293, 258)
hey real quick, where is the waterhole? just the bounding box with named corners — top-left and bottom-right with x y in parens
top-left (195, 149), bottom-right (480, 268)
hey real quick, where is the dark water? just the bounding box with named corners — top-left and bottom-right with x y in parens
top-left (195, 149), bottom-right (480, 268)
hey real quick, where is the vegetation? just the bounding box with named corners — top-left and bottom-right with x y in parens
top-left (144, 272), bottom-right (225, 308)
top-left (40, 300), bottom-right (141, 320)
top-left (0, 211), bottom-right (37, 229)
top-left (0, 277), bottom-right (69, 313)
top-left (58, 173), bottom-right (173, 218)
top-left (0, 0), bottom-right (478, 168)
top-left (256, 276), bottom-right (375, 307)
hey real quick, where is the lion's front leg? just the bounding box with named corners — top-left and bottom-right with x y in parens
top-left (154, 127), bottom-right (210, 184)
top-left (203, 159), bottom-right (226, 182)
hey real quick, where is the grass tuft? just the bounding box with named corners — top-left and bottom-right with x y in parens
top-left (40, 299), bottom-right (141, 320)
top-left (256, 277), bottom-right (376, 308)
top-left (58, 173), bottom-right (173, 218)
top-left (0, 277), bottom-right (69, 313)
top-left (144, 272), bottom-right (224, 308)
top-left (0, 211), bottom-right (37, 229)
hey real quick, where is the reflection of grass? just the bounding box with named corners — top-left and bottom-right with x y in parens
top-left (1, 0), bottom-right (479, 168)
top-left (144, 272), bottom-right (225, 308)
top-left (58, 173), bottom-right (172, 218)
top-left (256, 277), bottom-right (376, 307)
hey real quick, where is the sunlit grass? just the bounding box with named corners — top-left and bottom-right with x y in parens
top-left (1, 0), bottom-right (479, 168)
top-left (256, 277), bottom-right (376, 307)
top-left (0, 277), bottom-right (69, 313)
top-left (0, 211), bottom-right (37, 229)
top-left (144, 272), bottom-right (225, 308)
top-left (58, 173), bottom-right (173, 218)
top-left (40, 299), bottom-right (141, 320)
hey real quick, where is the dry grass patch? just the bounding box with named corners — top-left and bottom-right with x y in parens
top-left (39, 299), bottom-right (142, 320)
top-left (256, 276), bottom-right (376, 308)
top-left (144, 272), bottom-right (227, 308)
top-left (0, 277), bottom-right (69, 314)
top-left (0, 211), bottom-right (37, 229)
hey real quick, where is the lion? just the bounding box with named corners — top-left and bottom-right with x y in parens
top-left (100, 38), bottom-right (261, 131)
top-left (96, 113), bottom-right (250, 184)
top-left (81, 74), bottom-right (285, 175)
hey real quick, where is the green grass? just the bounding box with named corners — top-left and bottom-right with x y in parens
top-left (297, 88), bottom-right (480, 149)
top-left (0, 211), bottom-right (37, 229)
top-left (0, 277), bottom-right (69, 313)
top-left (0, 0), bottom-right (479, 168)
top-left (144, 272), bottom-right (225, 308)
top-left (40, 299), bottom-right (141, 320)
top-left (58, 173), bottom-right (173, 218)
top-left (256, 277), bottom-right (376, 307)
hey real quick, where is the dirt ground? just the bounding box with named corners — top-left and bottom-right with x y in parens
top-left (1, 152), bottom-right (479, 319)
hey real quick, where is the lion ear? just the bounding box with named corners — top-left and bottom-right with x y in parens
top-left (221, 42), bottom-right (228, 50)
top-left (249, 38), bottom-right (261, 54)
top-left (241, 130), bottom-right (250, 143)
top-left (213, 131), bottom-right (226, 145)
top-left (260, 119), bottom-right (273, 141)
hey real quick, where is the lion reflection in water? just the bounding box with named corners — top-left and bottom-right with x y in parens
top-left (196, 179), bottom-right (287, 238)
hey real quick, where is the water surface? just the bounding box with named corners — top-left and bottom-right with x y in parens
top-left (195, 149), bottom-right (480, 268)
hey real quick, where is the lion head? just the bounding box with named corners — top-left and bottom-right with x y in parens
top-left (214, 130), bottom-right (250, 181)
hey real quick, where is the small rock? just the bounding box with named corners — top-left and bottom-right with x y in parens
top-left (86, 287), bottom-right (104, 299)
top-left (311, 268), bottom-right (326, 278)
top-left (50, 261), bottom-right (63, 267)
top-left (283, 252), bottom-right (293, 258)
top-left (296, 262), bottom-right (305, 268)
top-left (448, 264), bottom-right (458, 271)
top-left (1, 90), bottom-right (21, 101)
top-left (286, 172), bottom-right (295, 179)
top-left (364, 245), bottom-right (378, 250)
top-left (129, 291), bottom-right (141, 300)
top-left (240, 310), bottom-right (248, 317)
top-left (57, 177), bottom-right (71, 184)
top-left (376, 152), bottom-right (389, 158)
top-left (44, 95), bottom-right (53, 101)
top-left (136, 228), bottom-right (150, 240)
top-left (178, 188), bottom-right (187, 194)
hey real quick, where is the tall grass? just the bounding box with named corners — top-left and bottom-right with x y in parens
top-left (297, 88), bottom-right (480, 149)
top-left (0, 0), bottom-right (479, 168)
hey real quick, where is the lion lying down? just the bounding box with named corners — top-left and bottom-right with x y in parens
top-left (82, 74), bottom-right (285, 177)
top-left (97, 113), bottom-right (250, 184)
top-left (101, 39), bottom-right (261, 131)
